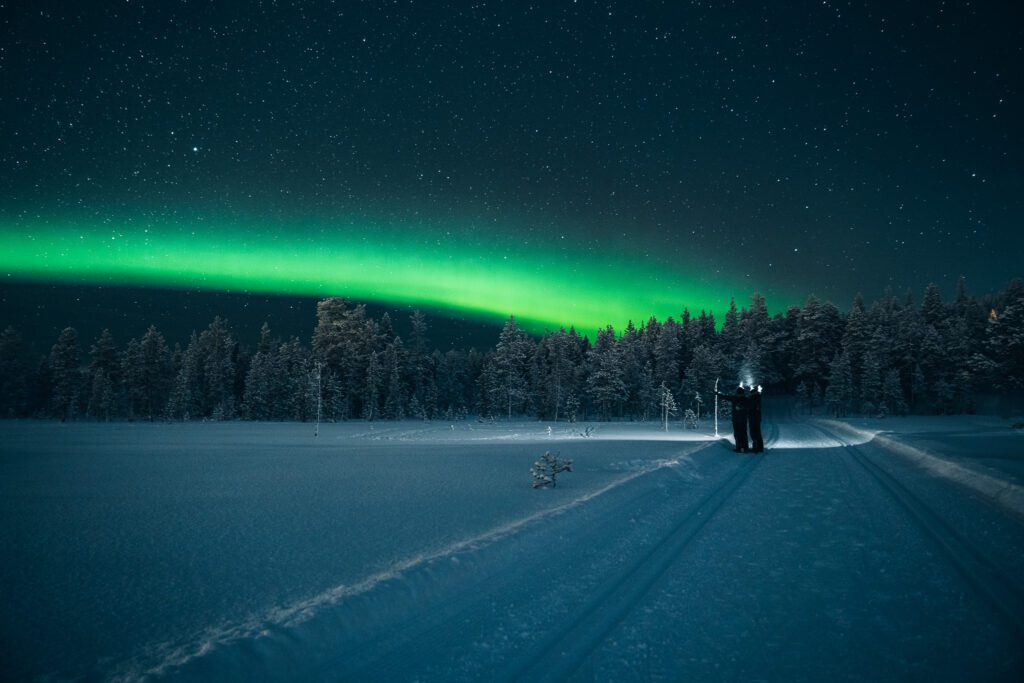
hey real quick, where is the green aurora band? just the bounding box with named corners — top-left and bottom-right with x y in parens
top-left (0, 214), bottom-right (793, 334)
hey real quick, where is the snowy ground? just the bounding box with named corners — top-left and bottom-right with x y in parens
top-left (1, 410), bottom-right (1023, 681)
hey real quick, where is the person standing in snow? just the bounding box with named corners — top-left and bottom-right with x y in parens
top-left (748, 385), bottom-right (764, 453)
top-left (714, 384), bottom-right (749, 452)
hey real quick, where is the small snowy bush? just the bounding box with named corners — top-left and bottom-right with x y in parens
top-left (683, 408), bottom-right (698, 429)
top-left (531, 451), bottom-right (573, 489)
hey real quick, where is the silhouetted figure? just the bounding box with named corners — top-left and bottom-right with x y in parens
top-left (715, 385), bottom-right (749, 452)
top-left (748, 385), bottom-right (764, 453)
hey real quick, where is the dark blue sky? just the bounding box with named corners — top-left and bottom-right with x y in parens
top-left (2, 0), bottom-right (1022, 342)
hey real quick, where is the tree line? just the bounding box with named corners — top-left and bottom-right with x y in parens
top-left (1, 276), bottom-right (1022, 423)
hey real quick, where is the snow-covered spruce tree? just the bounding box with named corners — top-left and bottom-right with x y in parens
top-left (659, 381), bottom-right (678, 431)
top-left (534, 329), bottom-right (573, 420)
top-left (382, 338), bottom-right (407, 419)
top-left (794, 295), bottom-right (844, 391)
top-left (407, 310), bottom-right (431, 411)
top-left (638, 361), bottom-right (659, 422)
top-left (87, 329), bottom-right (118, 421)
top-left (587, 326), bottom-right (627, 420)
top-left (684, 408), bottom-right (698, 429)
top-left (859, 351), bottom-right (883, 414)
top-left (321, 367), bottom-right (347, 421)
top-left (882, 368), bottom-right (908, 416)
top-left (492, 316), bottom-right (532, 419)
top-left (653, 317), bottom-right (681, 390)
top-left (313, 297), bottom-right (378, 419)
top-left (739, 293), bottom-right (780, 386)
top-left (617, 320), bottom-right (645, 419)
top-left (842, 295), bottom-right (870, 394)
top-left (139, 325), bottom-right (171, 420)
top-left (408, 395), bottom-right (426, 421)
top-left (122, 337), bottom-right (145, 420)
top-left (564, 391), bottom-right (580, 423)
top-left (49, 327), bottom-right (81, 422)
top-left (166, 331), bottom-right (199, 420)
top-left (363, 350), bottom-right (383, 421)
top-left (986, 281), bottom-right (1024, 390)
top-left (242, 348), bottom-right (276, 420)
top-left (202, 318), bottom-right (237, 420)
top-left (278, 337), bottom-right (312, 421)
top-left (680, 343), bottom-right (722, 413)
top-left (531, 450), bottom-right (573, 489)
top-left (825, 351), bottom-right (854, 417)
top-left (719, 298), bottom-right (743, 375)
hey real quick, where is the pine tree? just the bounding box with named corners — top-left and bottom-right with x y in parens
top-left (985, 282), bottom-right (1024, 390)
top-left (49, 327), bottom-right (81, 421)
top-left (637, 361), bottom-right (659, 421)
top-left (363, 350), bottom-right (384, 420)
top-left (408, 310), bottom-right (430, 407)
top-left (547, 330), bottom-right (578, 421)
top-left (680, 344), bottom-right (722, 410)
top-left (653, 317), bottom-right (681, 389)
top-left (921, 283), bottom-right (945, 327)
top-left (493, 316), bottom-right (531, 419)
top-left (859, 352), bottom-right (883, 414)
top-left (165, 333), bottom-right (199, 420)
top-left (268, 338), bottom-right (307, 420)
top-left (794, 295), bottom-right (844, 389)
top-left (825, 351), bottom-right (854, 417)
top-left (617, 320), bottom-right (645, 419)
top-left (382, 339), bottom-right (407, 419)
top-left (587, 326), bottom-right (626, 420)
top-left (87, 329), bottom-right (118, 420)
top-left (202, 317), bottom-right (237, 420)
top-left (242, 348), bottom-right (275, 420)
top-left (564, 391), bottom-right (580, 423)
top-left (140, 325), bottom-right (170, 420)
top-left (882, 368), bottom-right (908, 416)
top-left (719, 298), bottom-right (743, 373)
top-left (842, 296), bottom-right (870, 392)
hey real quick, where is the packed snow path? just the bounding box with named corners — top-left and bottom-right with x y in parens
top-left (2, 416), bottom-right (1023, 681)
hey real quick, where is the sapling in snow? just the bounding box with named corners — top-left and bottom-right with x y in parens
top-left (659, 382), bottom-right (678, 431)
top-left (531, 450), bottom-right (573, 488)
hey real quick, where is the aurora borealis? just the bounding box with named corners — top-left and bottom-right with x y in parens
top-left (0, 212), bottom-right (770, 333)
top-left (2, 1), bottom-right (1021, 340)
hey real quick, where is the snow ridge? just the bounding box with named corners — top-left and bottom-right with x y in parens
top-left (821, 419), bottom-right (1024, 524)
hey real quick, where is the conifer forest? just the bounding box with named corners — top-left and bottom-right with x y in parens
top-left (3, 277), bottom-right (1022, 424)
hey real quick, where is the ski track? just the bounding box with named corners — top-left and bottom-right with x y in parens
top-left (808, 421), bottom-right (1024, 641)
top-left (320, 422), bottom-right (780, 682)
top-left (498, 454), bottom-right (762, 682)
top-left (106, 441), bottom-right (714, 682)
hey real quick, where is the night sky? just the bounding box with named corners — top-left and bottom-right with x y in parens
top-left (2, 1), bottom-right (1022, 345)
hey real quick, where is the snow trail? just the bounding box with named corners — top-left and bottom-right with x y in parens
top-left (811, 422), bottom-right (1024, 641)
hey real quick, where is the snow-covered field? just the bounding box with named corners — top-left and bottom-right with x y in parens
top-left (1, 412), bottom-right (1023, 681)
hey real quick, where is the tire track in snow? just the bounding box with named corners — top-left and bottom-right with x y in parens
top-left (498, 452), bottom-right (763, 682)
top-left (810, 422), bottom-right (1024, 641)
